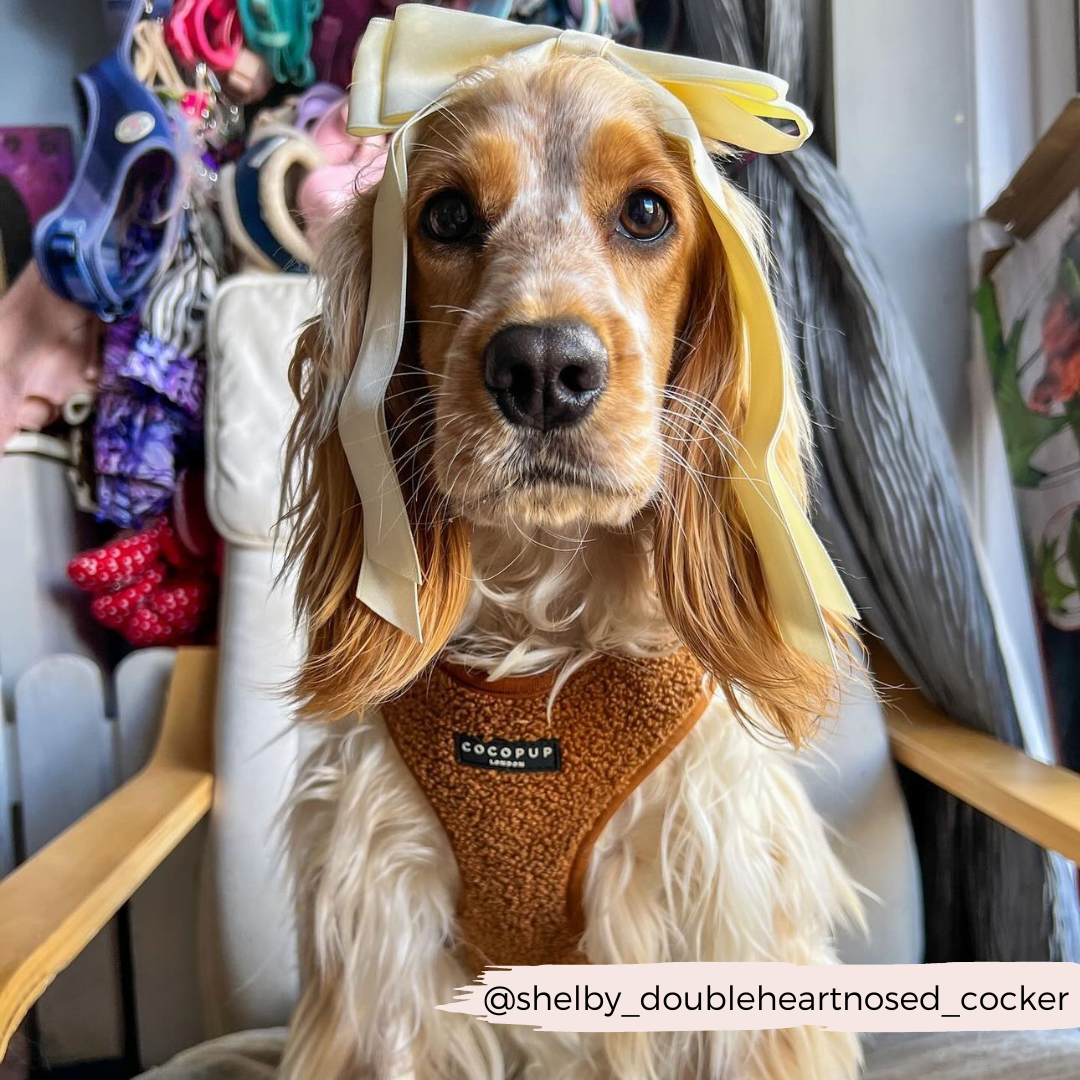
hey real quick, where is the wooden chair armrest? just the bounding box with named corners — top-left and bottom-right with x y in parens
top-left (0, 647), bottom-right (217, 1060)
top-left (870, 642), bottom-right (1080, 864)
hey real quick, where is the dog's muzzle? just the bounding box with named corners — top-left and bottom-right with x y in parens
top-left (482, 319), bottom-right (608, 431)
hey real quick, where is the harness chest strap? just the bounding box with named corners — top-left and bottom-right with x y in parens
top-left (380, 649), bottom-right (709, 972)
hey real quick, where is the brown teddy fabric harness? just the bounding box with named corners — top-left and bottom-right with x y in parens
top-left (381, 650), bottom-right (708, 972)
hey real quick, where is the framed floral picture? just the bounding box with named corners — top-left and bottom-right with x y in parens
top-left (977, 189), bottom-right (1080, 766)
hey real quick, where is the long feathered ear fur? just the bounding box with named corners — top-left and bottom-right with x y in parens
top-left (280, 192), bottom-right (471, 721)
top-left (654, 185), bottom-right (853, 746)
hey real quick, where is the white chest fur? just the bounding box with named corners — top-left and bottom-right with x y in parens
top-left (280, 693), bottom-right (862, 1080)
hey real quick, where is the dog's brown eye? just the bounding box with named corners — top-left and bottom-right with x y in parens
top-left (423, 190), bottom-right (476, 242)
top-left (617, 190), bottom-right (671, 241)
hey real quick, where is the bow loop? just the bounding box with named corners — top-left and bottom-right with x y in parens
top-left (336, 4), bottom-right (856, 664)
top-left (348, 6), bottom-right (810, 152)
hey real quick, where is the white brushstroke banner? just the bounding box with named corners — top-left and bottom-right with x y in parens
top-left (437, 963), bottom-right (1080, 1032)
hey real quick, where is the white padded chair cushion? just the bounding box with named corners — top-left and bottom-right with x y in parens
top-left (206, 274), bottom-right (319, 549)
top-left (199, 547), bottom-right (302, 1036)
top-left (793, 680), bottom-right (924, 966)
top-left (202, 277), bottom-right (315, 1034)
top-left (140, 1028), bottom-right (1080, 1079)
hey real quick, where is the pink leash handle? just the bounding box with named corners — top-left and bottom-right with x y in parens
top-left (166, 0), bottom-right (243, 72)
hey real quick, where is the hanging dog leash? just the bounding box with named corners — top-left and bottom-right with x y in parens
top-left (334, 4), bottom-right (856, 668)
top-left (165, 0), bottom-right (245, 73)
top-left (238, 0), bottom-right (325, 86)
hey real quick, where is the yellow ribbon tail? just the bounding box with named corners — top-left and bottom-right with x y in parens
top-left (356, 558), bottom-right (424, 643)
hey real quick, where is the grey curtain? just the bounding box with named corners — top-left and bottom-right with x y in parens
top-left (681, 0), bottom-right (1072, 962)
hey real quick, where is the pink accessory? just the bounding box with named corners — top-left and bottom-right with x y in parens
top-left (221, 48), bottom-right (275, 104)
top-left (180, 90), bottom-right (214, 121)
top-left (67, 473), bottom-right (220, 647)
top-left (0, 263), bottom-right (100, 448)
top-left (0, 127), bottom-right (75, 231)
top-left (122, 578), bottom-right (214, 645)
top-left (297, 101), bottom-right (388, 248)
top-left (306, 96), bottom-right (354, 163)
top-left (90, 565), bottom-right (167, 628)
top-left (166, 0), bottom-right (244, 73)
top-left (67, 517), bottom-right (184, 593)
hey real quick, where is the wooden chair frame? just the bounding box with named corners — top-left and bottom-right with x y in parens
top-left (2, 642), bottom-right (1079, 1059)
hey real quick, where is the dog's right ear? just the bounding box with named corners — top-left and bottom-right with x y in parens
top-left (280, 193), bottom-right (471, 721)
top-left (654, 184), bottom-right (852, 747)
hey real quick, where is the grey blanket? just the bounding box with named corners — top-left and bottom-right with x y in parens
top-left (681, 0), bottom-right (1073, 963)
top-left (142, 1028), bottom-right (1080, 1080)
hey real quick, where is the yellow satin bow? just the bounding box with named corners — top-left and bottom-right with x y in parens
top-left (337, 4), bottom-right (857, 665)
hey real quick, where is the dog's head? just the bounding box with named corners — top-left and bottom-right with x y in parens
top-left (407, 59), bottom-right (702, 531)
top-left (283, 56), bottom-right (849, 740)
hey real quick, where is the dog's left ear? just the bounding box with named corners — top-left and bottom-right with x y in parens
top-left (654, 187), bottom-right (853, 745)
top-left (280, 193), bottom-right (472, 722)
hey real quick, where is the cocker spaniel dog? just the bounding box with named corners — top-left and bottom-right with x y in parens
top-left (278, 42), bottom-right (861, 1080)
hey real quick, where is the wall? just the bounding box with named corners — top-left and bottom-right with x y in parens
top-left (830, 0), bottom-right (977, 459)
top-left (0, 0), bottom-right (109, 129)
top-left (830, 0), bottom-right (1077, 755)
top-left (831, 0), bottom-right (1077, 457)
top-left (973, 0), bottom-right (1076, 211)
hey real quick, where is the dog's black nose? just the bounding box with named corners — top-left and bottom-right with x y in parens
top-left (483, 321), bottom-right (608, 430)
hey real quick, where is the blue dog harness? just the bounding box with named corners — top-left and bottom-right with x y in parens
top-left (35, 0), bottom-right (184, 321)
